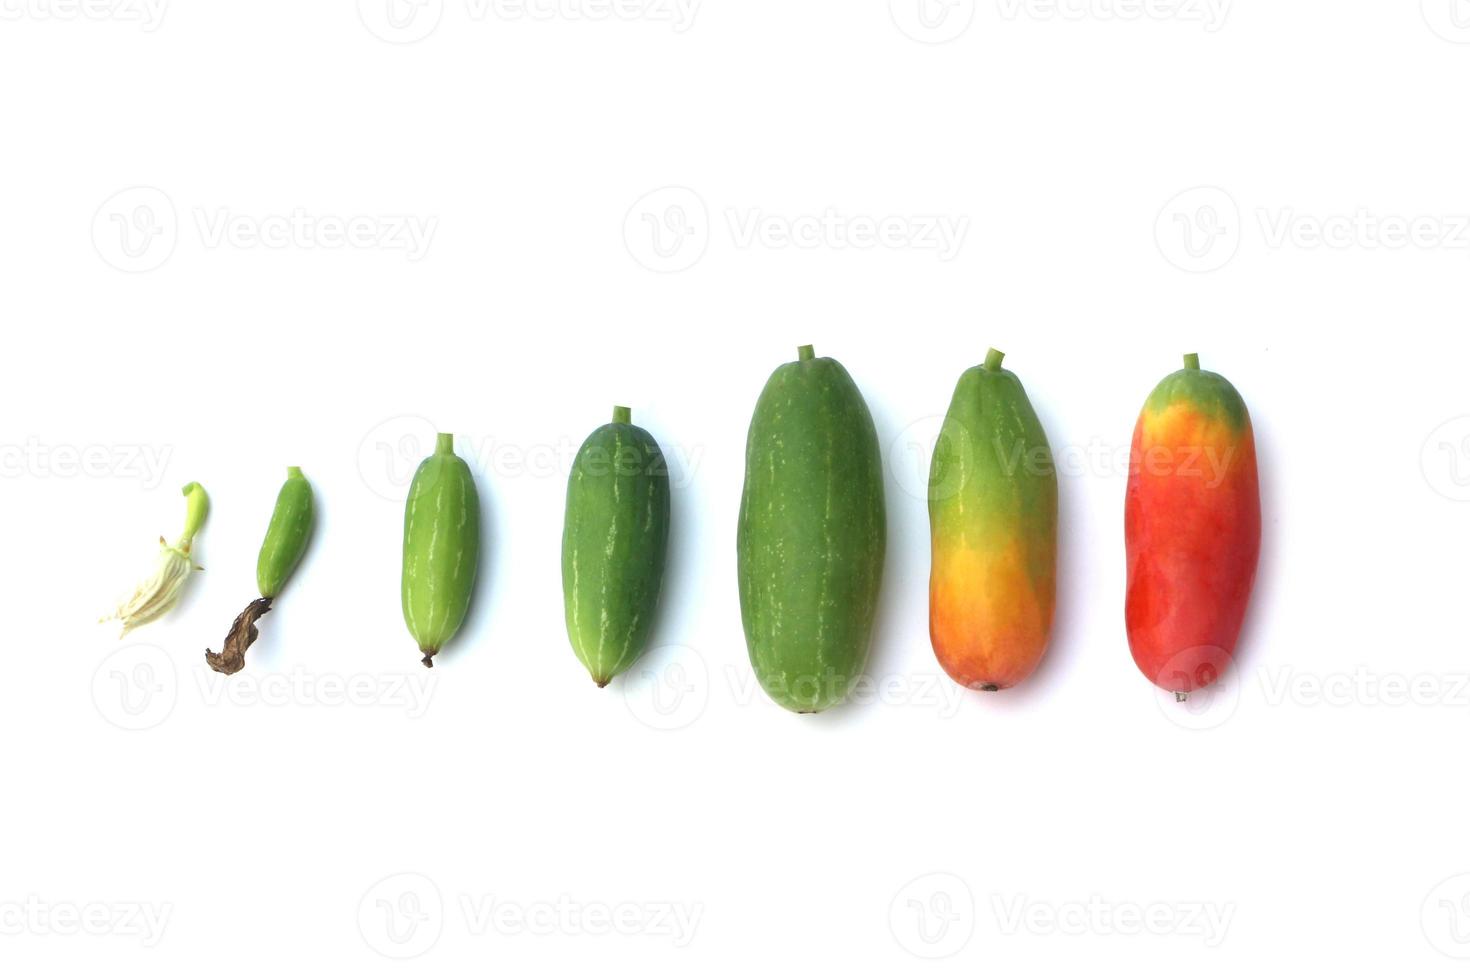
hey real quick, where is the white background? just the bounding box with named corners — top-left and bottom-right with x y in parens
top-left (4, 1), bottom-right (1470, 975)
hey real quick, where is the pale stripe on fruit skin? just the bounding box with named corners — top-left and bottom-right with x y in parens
top-left (403, 484), bottom-right (423, 641)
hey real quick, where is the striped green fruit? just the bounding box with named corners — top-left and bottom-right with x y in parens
top-left (257, 466), bottom-right (314, 599)
top-left (206, 468), bottom-right (313, 675)
top-left (561, 406), bottom-right (671, 687)
top-left (402, 432), bottom-right (481, 667)
top-left (736, 344), bottom-right (887, 713)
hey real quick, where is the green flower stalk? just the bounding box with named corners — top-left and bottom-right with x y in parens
top-left (102, 482), bottom-right (209, 637)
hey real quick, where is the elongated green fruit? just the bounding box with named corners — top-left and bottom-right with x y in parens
top-left (929, 350), bottom-right (1058, 691)
top-left (402, 433), bottom-right (481, 667)
top-left (206, 467), bottom-right (317, 675)
top-left (561, 406), bottom-right (671, 687)
top-left (736, 344), bottom-right (886, 713)
top-left (257, 466), bottom-right (314, 598)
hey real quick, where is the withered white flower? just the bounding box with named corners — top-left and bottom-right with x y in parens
top-left (102, 483), bottom-right (209, 637)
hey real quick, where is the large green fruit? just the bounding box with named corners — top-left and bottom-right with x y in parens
top-left (561, 406), bottom-right (671, 687)
top-left (736, 344), bottom-right (887, 713)
top-left (402, 433), bottom-right (481, 667)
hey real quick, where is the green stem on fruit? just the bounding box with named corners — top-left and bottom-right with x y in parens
top-left (1183, 353), bottom-right (1201, 371)
top-left (797, 344), bottom-right (815, 361)
top-left (435, 432), bottom-right (455, 454)
top-left (984, 348), bottom-right (1006, 371)
top-left (612, 405), bottom-right (632, 424)
top-left (286, 465), bottom-right (303, 479)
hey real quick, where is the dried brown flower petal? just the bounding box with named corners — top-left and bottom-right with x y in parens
top-left (205, 597), bottom-right (274, 675)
